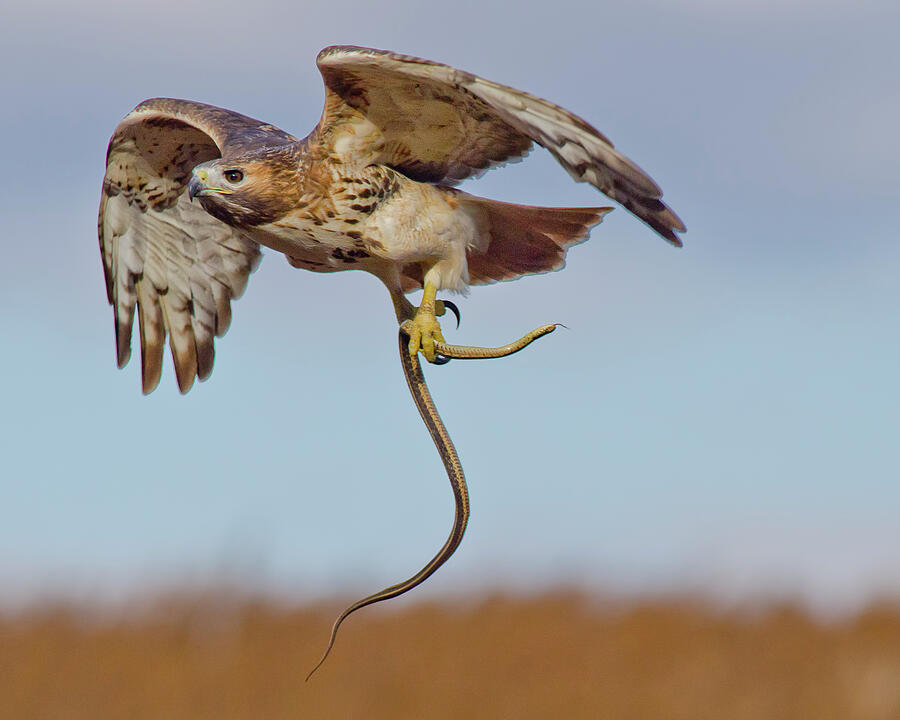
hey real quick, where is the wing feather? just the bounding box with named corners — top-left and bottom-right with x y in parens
top-left (136, 279), bottom-right (165, 392)
top-left (99, 99), bottom-right (290, 392)
top-left (316, 45), bottom-right (684, 244)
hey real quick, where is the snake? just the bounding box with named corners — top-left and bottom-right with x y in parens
top-left (305, 322), bottom-right (558, 680)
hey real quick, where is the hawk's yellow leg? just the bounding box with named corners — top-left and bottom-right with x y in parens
top-left (390, 282), bottom-right (555, 364)
top-left (305, 321), bottom-right (558, 680)
top-left (403, 281), bottom-right (448, 363)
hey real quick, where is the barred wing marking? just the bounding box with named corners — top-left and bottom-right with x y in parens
top-left (316, 46), bottom-right (684, 244)
top-left (99, 100), bottom-right (294, 393)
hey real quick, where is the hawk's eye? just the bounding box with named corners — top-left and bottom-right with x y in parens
top-left (224, 169), bottom-right (244, 184)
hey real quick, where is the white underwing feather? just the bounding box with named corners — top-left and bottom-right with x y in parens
top-left (99, 102), bottom-right (275, 392)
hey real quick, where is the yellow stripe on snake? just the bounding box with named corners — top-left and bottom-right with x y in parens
top-left (306, 322), bottom-right (558, 680)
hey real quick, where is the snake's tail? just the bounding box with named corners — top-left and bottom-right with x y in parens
top-left (306, 331), bottom-right (469, 681)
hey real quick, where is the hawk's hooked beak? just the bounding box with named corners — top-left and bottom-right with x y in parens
top-left (187, 175), bottom-right (204, 201)
top-left (188, 168), bottom-right (233, 201)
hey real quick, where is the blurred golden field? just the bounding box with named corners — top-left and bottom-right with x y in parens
top-left (2, 592), bottom-right (899, 719)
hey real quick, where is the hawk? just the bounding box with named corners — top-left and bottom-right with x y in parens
top-left (99, 45), bottom-right (684, 392)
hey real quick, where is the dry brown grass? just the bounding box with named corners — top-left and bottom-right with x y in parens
top-left (2, 592), bottom-right (899, 719)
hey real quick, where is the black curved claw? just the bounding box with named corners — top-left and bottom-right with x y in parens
top-left (441, 300), bottom-right (461, 329)
top-left (432, 354), bottom-right (452, 365)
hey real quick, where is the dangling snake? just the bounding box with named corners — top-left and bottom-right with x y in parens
top-left (306, 321), bottom-right (558, 680)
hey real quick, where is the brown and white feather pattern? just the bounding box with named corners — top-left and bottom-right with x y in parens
top-left (98, 101), bottom-right (294, 393)
top-left (99, 46), bottom-right (685, 393)
top-left (315, 46), bottom-right (684, 244)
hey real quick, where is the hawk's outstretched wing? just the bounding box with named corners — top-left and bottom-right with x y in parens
top-left (99, 99), bottom-right (296, 393)
top-left (315, 46), bottom-right (685, 245)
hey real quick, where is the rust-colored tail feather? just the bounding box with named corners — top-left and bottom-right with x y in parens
top-left (459, 195), bottom-right (612, 285)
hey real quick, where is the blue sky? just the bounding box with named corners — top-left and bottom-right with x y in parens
top-left (1, 0), bottom-right (898, 614)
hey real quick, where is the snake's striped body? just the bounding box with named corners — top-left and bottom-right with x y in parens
top-left (306, 323), bottom-right (557, 679)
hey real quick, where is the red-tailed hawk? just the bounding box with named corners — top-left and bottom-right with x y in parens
top-left (99, 45), bottom-right (684, 392)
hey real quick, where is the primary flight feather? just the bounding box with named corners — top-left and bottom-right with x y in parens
top-left (98, 45), bottom-right (685, 392)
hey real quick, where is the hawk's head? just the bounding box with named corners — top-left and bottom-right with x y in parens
top-left (188, 148), bottom-right (299, 228)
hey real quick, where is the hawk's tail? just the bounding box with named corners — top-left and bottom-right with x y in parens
top-left (457, 193), bottom-right (613, 286)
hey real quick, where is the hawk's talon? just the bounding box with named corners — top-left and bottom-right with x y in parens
top-left (432, 354), bottom-right (452, 365)
top-left (438, 299), bottom-right (461, 329)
